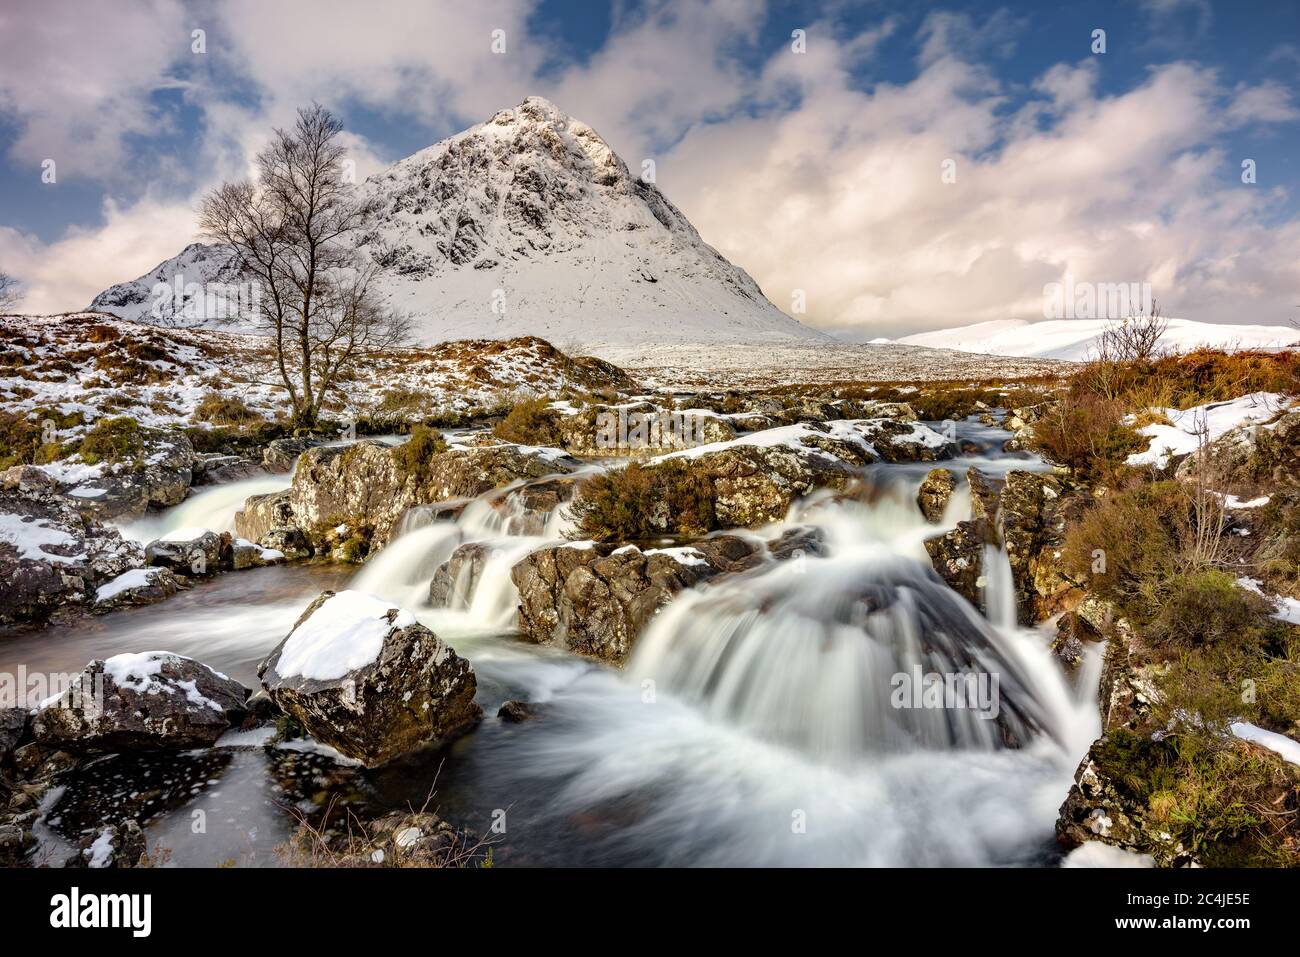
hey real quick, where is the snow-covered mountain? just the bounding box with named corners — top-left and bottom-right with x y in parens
top-left (893, 318), bottom-right (1300, 362)
top-left (89, 96), bottom-right (826, 350)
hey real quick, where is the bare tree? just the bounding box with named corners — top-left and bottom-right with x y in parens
top-left (0, 272), bottom-right (21, 312)
top-left (199, 104), bottom-right (409, 429)
top-left (1097, 299), bottom-right (1168, 364)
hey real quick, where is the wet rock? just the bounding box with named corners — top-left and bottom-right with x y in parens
top-left (258, 590), bottom-right (481, 768)
top-left (996, 470), bottom-right (1088, 624)
top-left (0, 708), bottom-right (29, 761)
top-left (231, 538), bottom-right (286, 570)
top-left (32, 652), bottom-right (250, 752)
top-left (260, 526), bottom-right (312, 561)
top-left (244, 689), bottom-right (280, 721)
top-left (967, 467), bottom-right (1005, 525)
top-left (193, 453), bottom-right (264, 485)
top-left (144, 529), bottom-right (226, 576)
top-left (854, 419), bottom-right (951, 463)
top-left (91, 566), bottom-right (179, 612)
top-left (923, 520), bottom-right (991, 612)
top-left (917, 468), bottom-right (956, 523)
top-left (1050, 610), bottom-right (1103, 673)
top-left (0, 467), bottom-right (144, 625)
top-left (428, 542), bottom-right (494, 608)
top-left (288, 441), bottom-right (574, 550)
top-left (262, 436), bottom-right (323, 473)
top-left (234, 489), bottom-right (295, 543)
top-left (77, 820), bottom-right (147, 868)
top-left (484, 476), bottom-right (580, 535)
top-left (497, 700), bottom-right (536, 723)
top-left (513, 534), bottom-right (786, 663)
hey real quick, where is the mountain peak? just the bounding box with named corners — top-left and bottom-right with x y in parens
top-left (90, 99), bottom-right (827, 351)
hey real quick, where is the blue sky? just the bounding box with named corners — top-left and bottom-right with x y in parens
top-left (1, 0), bottom-right (1298, 333)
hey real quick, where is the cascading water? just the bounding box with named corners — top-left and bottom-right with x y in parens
top-left (116, 473), bottom-right (292, 544)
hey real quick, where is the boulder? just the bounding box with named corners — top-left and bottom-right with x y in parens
top-left (58, 427), bottom-right (195, 521)
top-left (288, 441), bottom-right (574, 550)
top-left (193, 454), bottom-right (264, 486)
top-left (428, 542), bottom-right (494, 608)
top-left (234, 489), bottom-right (295, 542)
top-left (262, 436), bottom-right (323, 473)
top-left (91, 567), bottom-right (179, 612)
top-left (513, 534), bottom-right (782, 663)
top-left (556, 402), bottom-right (737, 456)
top-left (497, 700), bottom-right (536, 723)
top-left (916, 467), bottom-right (956, 523)
top-left (231, 538), bottom-right (286, 570)
top-left (967, 467), bottom-right (1005, 525)
top-left (0, 466), bottom-right (144, 625)
top-left (258, 590), bottom-right (481, 768)
top-left (922, 520), bottom-right (991, 612)
top-left (144, 529), bottom-right (226, 575)
top-left (260, 526), bottom-right (312, 561)
top-left (483, 476), bottom-right (580, 535)
top-left (32, 652), bottom-right (250, 752)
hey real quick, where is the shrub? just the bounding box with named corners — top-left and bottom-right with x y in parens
top-left (571, 460), bottom-right (717, 542)
top-left (492, 397), bottom-right (562, 446)
top-left (77, 416), bottom-right (144, 465)
top-left (392, 424), bottom-right (448, 480)
top-left (1145, 570), bottom-right (1272, 650)
top-left (373, 387), bottom-right (429, 422)
top-left (194, 392), bottom-right (262, 426)
top-left (1030, 390), bottom-right (1143, 481)
top-left (0, 412), bottom-right (63, 469)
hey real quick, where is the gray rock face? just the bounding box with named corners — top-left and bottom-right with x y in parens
top-left (59, 427), bottom-right (196, 521)
top-left (512, 533), bottom-right (810, 663)
top-left (144, 530), bottom-right (226, 575)
top-left (0, 466), bottom-right (144, 625)
top-left (258, 591), bottom-right (482, 768)
top-left (916, 467), bottom-right (956, 523)
top-left (271, 440), bottom-right (574, 551)
top-left (262, 437), bottom-right (323, 473)
top-left (555, 402), bottom-right (737, 457)
top-left (428, 543), bottom-right (494, 608)
top-left (32, 652), bottom-right (250, 752)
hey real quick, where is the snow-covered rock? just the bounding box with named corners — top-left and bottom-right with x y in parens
top-left (32, 651), bottom-right (250, 751)
top-left (257, 590), bottom-right (481, 768)
top-left (92, 566), bottom-right (178, 612)
top-left (1126, 392), bottom-right (1288, 467)
top-left (89, 96), bottom-right (827, 350)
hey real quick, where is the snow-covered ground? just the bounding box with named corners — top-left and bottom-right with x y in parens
top-left (893, 318), bottom-right (1300, 361)
top-left (1125, 392), bottom-right (1290, 467)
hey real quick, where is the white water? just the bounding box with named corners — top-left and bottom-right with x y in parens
top-left (116, 473), bottom-right (292, 544)
top-left (23, 421), bottom-right (1101, 866)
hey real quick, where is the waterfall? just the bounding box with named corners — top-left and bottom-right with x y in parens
top-left (629, 494), bottom-right (1068, 761)
top-left (116, 473), bottom-right (292, 544)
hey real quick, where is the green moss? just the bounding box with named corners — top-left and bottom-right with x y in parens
top-left (572, 459), bottom-right (717, 542)
top-left (1092, 728), bottom-right (1299, 867)
top-left (1145, 570), bottom-right (1273, 650)
top-left (391, 424), bottom-right (448, 481)
top-left (77, 415), bottom-right (144, 465)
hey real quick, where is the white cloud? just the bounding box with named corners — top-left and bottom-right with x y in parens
top-left (0, 0), bottom-right (190, 180)
top-left (0, 198), bottom-right (199, 314)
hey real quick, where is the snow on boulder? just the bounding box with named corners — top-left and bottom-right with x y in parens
top-left (258, 590), bottom-right (481, 768)
top-left (32, 651), bottom-right (251, 751)
top-left (92, 566), bottom-right (178, 613)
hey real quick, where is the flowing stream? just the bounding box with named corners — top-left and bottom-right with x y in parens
top-left (1, 418), bottom-right (1102, 867)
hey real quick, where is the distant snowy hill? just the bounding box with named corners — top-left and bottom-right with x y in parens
top-left (893, 318), bottom-right (1300, 361)
top-left (89, 96), bottom-right (826, 350)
